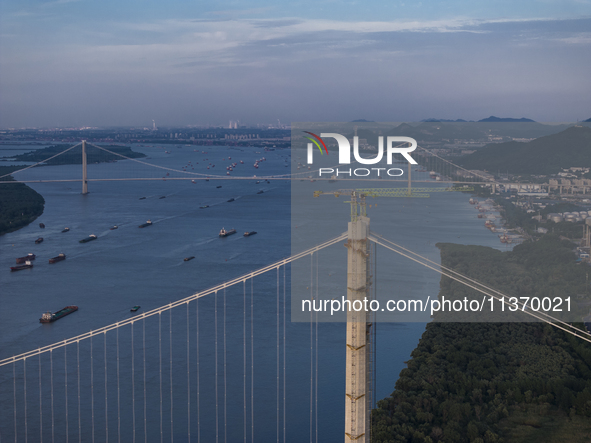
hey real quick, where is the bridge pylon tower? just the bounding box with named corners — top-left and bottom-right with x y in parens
top-left (82, 139), bottom-right (88, 194)
top-left (344, 192), bottom-right (371, 443)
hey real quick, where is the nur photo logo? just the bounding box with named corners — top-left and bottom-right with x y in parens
top-left (304, 131), bottom-right (418, 178)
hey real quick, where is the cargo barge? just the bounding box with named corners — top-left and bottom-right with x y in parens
top-left (11, 261), bottom-right (33, 272)
top-left (243, 231), bottom-right (257, 237)
top-left (16, 253), bottom-right (36, 264)
top-left (49, 253), bottom-right (66, 264)
top-left (40, 306), bottom-right (78, 323)
top-left (79, 234), bottom-right (97, 243)
top-left (139, 220), bottom-right (153, 228)
top-left (219, 228), bottom-right (237, 237)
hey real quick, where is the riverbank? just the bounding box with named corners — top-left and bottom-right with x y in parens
top-left (0, 166), bottom-right (44, 235)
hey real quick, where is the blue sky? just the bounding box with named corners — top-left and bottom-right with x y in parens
top-left (1, 1), bottom-right (590, 127)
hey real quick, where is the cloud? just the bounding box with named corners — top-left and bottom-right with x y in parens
top-left (1, 14), bottom-right (590, 126)
top-left (41, 0), bottom-right (81, 6)
top-left (206, 7), bottom-right (276, 17)
top-left (552, 32), bottom-right (591, 44)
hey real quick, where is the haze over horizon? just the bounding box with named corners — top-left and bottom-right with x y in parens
top-left (1, 1), bottom-right (590, 128)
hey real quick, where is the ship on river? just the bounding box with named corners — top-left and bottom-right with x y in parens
top-left (49, 253), bottom-right (66, 264)
top-left (39, 306), bottom-right (78, 323)
top-left (11, 261), bottom-right (33, 272)
top-left (219, 228), bottom-right (236, 237)
top-left (79, 234), bottom-right (97, 243)
top-left (16, 253), bottom-right (36, 264)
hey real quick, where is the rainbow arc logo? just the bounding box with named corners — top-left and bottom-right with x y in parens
top-left (303, 131), bottom-right (417, 166)
top-left (303, 131), bottom-right (328, 155)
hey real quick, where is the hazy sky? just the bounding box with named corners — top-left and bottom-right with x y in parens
top-left (1, 1), bottom-right (590, 128)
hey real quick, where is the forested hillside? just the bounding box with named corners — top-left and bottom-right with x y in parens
top-left (459, 126), bottom-right (591, 175)
top-left (0, 166), bottom-right (45, 235)
top-left (372, 236), bottom-right (591, 442)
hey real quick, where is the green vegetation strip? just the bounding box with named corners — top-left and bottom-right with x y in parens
top-left (0, 166), bottom-right (44, 235)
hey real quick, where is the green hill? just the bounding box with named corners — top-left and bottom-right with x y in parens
top-left (459, 126), bottom-right (591, 175)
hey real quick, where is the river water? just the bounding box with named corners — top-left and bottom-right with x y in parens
top-left (0, 143), bottom-right (508, 442)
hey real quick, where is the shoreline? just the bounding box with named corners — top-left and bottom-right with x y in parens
top-left (0, 167), bottom-right (45, 236)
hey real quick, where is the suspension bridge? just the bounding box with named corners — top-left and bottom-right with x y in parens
top-left (1, 141), bottom-right (590, 442)
top-left (1, 139), bottom-right (569, 198)
top-left (0, 139), bottom-right (500, 188)
top-left (0, 140), bottom-right (580, 199)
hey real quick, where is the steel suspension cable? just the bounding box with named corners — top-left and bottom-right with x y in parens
top-left (251, 278), bottom-right (254, 443)
top-left (370, 235), bottom-right (591, 344)
top-left (315, 253), bottom-right (319, 443)
top-left (13, 363), bottom-right (17, 441)
top-left (87, 142), bottom-right (338, 181)
top-left (215, 291), bottom-right (219, 443)
top-left (0, 143), bottom-right (81, 180)
top-left (169, 308), bottom-right (173, 443)
top-left (187, 303), bottom-right (191, 443)
top-left (196, 297), bottom-right (201, 443)
top-left (371, 232), bottom-right (591, 339)
top-left (39, 353), bottom-right (42, 442)
top-left (77, 342), bottom-right (81, 443)
top-left (104, 334), bottom-right (108, 443)
top-left (24, 359), bottom-right (28, 443)
top-left (91, 337), bottom-right (95, 443)
top-left (159, 314), bottom-right (162, 443)
top-left (117, 328), bottom-right (120, 443)
top-left (276, 267), bottom-right (280, 443)
top-left (416, 145), bottom-right (493, 183)
top-left (243, 280), bottom-right (247, 443)
top-left (143, 319), bottom-right (147, 443)
top-left (310, 254), bottom-right (313, 443)
top-left (65, 346), bottom-right (69, 443)
top-left (283, 265), bottom-right (287, 443)
top-left (224, 288), bottom-right (228, 443)
top-left (51, 349), bottom-right (54, 443)
top-left (131, 323), bottom-right (136, 443)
